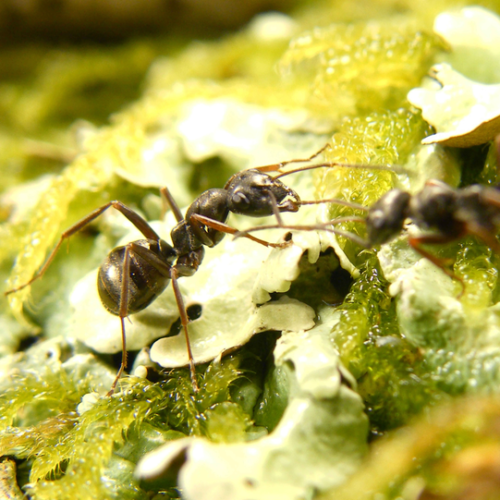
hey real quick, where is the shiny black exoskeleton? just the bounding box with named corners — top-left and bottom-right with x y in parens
top-left (365, 135), bottom-right (500, 255)
top-left (239, 178), bottom-right (500, 288)
top-left (5, 162), bottom-right (306, 394)
top-left (365, 180), bottom-right (500, 254)
top-left (98, 238), bottom-right (177, 315)
top-left (167, 169), bottom-right (300, 277)
top-left (225, 169), bottom-right (300, 216)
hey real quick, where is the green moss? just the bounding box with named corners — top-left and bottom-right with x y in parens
top-left (0, 352), bottom-right (258, 499)
top-left (0, 368), bottom-right (81, 430)
top-left (280, 22), bottom-right (446, 116)
top-left (315, 108), bottom-right (433, 264)
top-left (329, 256), bottom-right (433, 431)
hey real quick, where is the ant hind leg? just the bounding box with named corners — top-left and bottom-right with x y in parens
top-left (129, 243), bottom-right (200, 393)
top-left (5, 201), bottom-right (161, 296)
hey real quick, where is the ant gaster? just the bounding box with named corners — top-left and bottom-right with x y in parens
top-left (5, 147), bottom-right (329, 394)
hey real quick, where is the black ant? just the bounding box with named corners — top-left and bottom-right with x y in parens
top-left (238, 137), bottom-right (500, 292)
top-left (4, 146), bottom-right (336, 394)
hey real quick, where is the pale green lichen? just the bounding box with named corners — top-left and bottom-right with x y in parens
top-left (409, 63), bottom-right (500, 147)
top-left (137, 366), bottom-right (368, 500)
top-left (433, 6), bottom-right (500, 84)
top-left (408, 8), bottom-right (500, 147)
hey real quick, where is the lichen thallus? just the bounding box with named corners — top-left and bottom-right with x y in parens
top-left (239, 137), bottom-right (500, 294)
top-left (5, 145), bottom-right (356, 394)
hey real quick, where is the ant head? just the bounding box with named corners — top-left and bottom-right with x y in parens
top-left (225, 169), bottom-right (300, 217)
top-left (365, 189), bottom-right (411, 246)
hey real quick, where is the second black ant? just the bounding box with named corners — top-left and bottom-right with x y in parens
top-left (5, 146), bottom-right (336, 394)
top-left (239, 137), bottom-right (500, 294)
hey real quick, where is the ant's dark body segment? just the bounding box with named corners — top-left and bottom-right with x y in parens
top-left (363, 180), bottom-right (500, 283)
top-left (4, 146), bottom-right (332, 394)
top-left (240, 178), bottom-right (500, 292)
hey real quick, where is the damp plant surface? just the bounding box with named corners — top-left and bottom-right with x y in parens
top-left (2, 1), bottom-right (500, 500)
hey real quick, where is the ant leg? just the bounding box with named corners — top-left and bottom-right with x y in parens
top-left (107, 244), bottom-right (132, 395)
top-left (170, 267), bottom-right (199, 392)
top-left (127, 243), bottom-right (199, 392)
top-left (496, 134), bottom-right (500, 172)
top-left (189, 214), bottom-right (290, 249)
top-left (481, 187), bottom-right (500, 209)
top-left (254, 144), bottom-right (329, 173)
top-left (464, 221), bottom-right (500, 254)
top-left (5, 201), bottom-right (161, 295)
top-left (160, 186), bottom-right (184, 223)
top-left (408, 234), bottom-right (465, 296)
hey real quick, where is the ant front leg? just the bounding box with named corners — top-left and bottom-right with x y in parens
top-left (5, 201), bottom-right (161, 295)
top-left (463, 220), bottom-right (500, 254)
top-left (190, 214), bottom-right (291, 249)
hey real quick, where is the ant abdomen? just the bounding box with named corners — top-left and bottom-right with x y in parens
top-left (98, 239), bottom-right (175, 316)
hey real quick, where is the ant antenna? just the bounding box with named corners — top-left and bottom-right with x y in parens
top-left (298, 198), bottom-right (369, 212)
top-left (234, 218), bottom-right (369, 249)
top-left (272, 162), bottom-right (407, 180)
top-left (266, 189), bottom-right (285, 226)
top-left (254, 144), bottom-right (329, 173)
top-left (161, 186), bottom-right (184, 223)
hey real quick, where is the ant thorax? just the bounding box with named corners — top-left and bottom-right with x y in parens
top-left (171, 189), bottom-right (229, 255)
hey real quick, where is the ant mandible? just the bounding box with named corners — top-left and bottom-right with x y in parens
top-left (238, 136), bottom-right (500, 291)
top-left (4, 145), bottom-right (332, 394)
